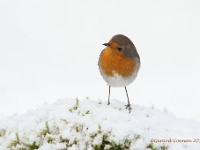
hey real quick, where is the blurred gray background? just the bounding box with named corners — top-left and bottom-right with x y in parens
top-left (0, 0), bottom-right (200, 121)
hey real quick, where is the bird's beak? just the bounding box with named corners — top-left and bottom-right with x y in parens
top-left (102, 43), bottom-right (110, 46)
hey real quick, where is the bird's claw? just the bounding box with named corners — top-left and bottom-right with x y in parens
top-left (125, 104), bottom-right (132, 113)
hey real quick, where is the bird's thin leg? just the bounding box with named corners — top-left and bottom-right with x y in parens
top-left (107, 86), bottom-right (111, 105)
top-left (125, 86), bottom-right (132, 113)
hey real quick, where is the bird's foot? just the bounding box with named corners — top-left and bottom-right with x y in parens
top-left (125, 104), bottom-right (132, 113)
top-left (107, 102), bottom-right (110, 105)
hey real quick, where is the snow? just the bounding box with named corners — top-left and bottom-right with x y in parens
top-left (0, 98), bottom-right (200, 150)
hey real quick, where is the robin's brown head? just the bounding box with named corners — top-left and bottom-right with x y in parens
top-left (103, 34), bottom-right (140, 60)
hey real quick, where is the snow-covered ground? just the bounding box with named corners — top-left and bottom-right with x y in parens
top-left (0, 98), bottom-right (200, 150)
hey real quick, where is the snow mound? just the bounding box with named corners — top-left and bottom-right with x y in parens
top-left (0, 98), bottom-right (200, 150)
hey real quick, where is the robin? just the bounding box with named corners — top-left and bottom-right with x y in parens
top-left (98, 34), bottom-right (140, 112)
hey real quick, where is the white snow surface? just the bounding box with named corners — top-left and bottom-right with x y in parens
top-left (0, 98), bottom-right (200, 150)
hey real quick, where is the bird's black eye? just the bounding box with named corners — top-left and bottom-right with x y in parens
top-left (118, 47), bottom-right (122, 51)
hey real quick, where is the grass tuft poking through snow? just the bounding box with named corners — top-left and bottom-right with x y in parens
top-left (0, 98), bottom-right (200, 150)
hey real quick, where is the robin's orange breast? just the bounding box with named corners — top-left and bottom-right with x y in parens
top-left (99, 47), bottom-right (137, 78)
